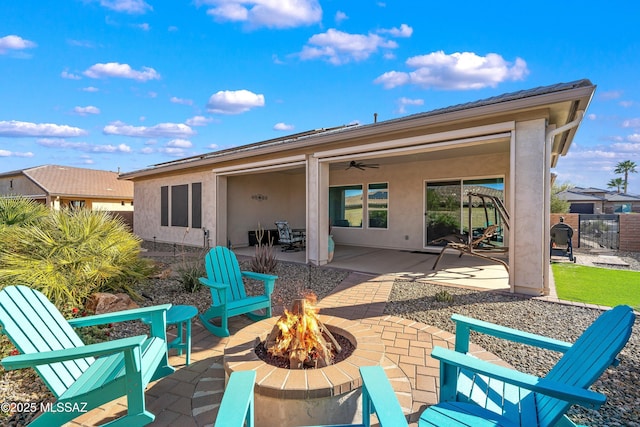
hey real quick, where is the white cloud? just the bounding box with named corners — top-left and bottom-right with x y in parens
top-left (83, 62), bottom-right (160, 81)
top-left (73, 105), bottom-right (101, 115)
top-left (379, 24), bottom-right (413, 38)
top-left (0, 149), bottom-right (34, 157)
top-left (103, 121), bottom-right (196, 138)
top-left (0, 35), bottom-right (36, 53)
top-left (0, 120), bottom-right (87, 137)
top-left (96, 0), bottom-right (152, 14)
top-left (61, 70), bottom-right (82, 80)
top-left (37, 138), bottom-right (132, 153)
top-left (620, 100), bottom-right (634, 108)
top-left (206, 89), bottom-right (265, 114)
top-left (159, 147), bottom-right (189, 157)
top-left (136, 23), bottom-right (150, 31)
top-left (335, 11), bottom-right (348, 23)
top-left (202, 0), bottom-right (322, 29)
top-left (627, 134), bottom-right (640, 143)
top-left (186, 115), bottom-right (213, 126)
top-left (167, 138), bottom-right (193, 148)
top-left (208, 143), bottom-right (219, 150)
top-left (587, 113), bottom-right (597, 120)
top-left (299, 29), bottom-right (398, 65)
top-left (170, 96), bottom-right (194, 106)
top-left (622, 118), bottom-right (640, 128)
top-left (375, 51), bottom-right (528, 90)
top-left (396, 97), bottom-right (424, 114)
top-left (82, 86), bottom-right (100, 92)
top-left (273, 122), bottom-right (294, 131)
top-left (599, 90), bottom-right (622, 100)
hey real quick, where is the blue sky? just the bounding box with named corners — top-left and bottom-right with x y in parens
top-left (1, 1), bottom-right (639, 192)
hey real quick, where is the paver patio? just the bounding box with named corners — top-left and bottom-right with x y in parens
top-left (65, 271), bottom-right (509, 427)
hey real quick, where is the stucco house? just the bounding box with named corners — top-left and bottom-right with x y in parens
top-left (0, 164), bottom-right (134, 214)
top-left (120, 79), bottom-right (596, 296)
top-left (558, 186), bottom-right (640, 214)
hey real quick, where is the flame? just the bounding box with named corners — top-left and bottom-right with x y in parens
top-left (267, 294), bottom-right (334, 364)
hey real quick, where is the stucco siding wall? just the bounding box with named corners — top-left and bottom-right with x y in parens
top-left (329, 152), bottom-right (509, 250)
top-left (133, 171), bottom-right (214, 247)
top-left (0, 175), bottom-right (44, 198)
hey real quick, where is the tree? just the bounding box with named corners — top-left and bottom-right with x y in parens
top-left (614, 160), bottom-right (637, 193)
top-left (607, 177), bottom-right (624, 193)
top-left (551, 182), bottom-right (573, 213)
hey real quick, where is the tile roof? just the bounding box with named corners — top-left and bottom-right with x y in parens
top-left (13, 165), bottom-right (133, 198)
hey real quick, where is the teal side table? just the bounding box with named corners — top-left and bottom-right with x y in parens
top-left (148, 305), bottom-right (198, 366)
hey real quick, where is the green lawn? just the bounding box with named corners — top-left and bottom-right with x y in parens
top-left (552, 263), bottom-right (640, 310)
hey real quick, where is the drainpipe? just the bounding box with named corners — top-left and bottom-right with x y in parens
top-left (543, 110), bottom-right (584, 295)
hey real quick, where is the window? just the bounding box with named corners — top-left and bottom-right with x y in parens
top-left (368, 182), bottom-right (388, 228)
top-left (329, 185), bottom-right (363, 228)
top-left (425, 178), bottom-right (504, 246)
top-left (171, 184), bottom-right (189, 227)
top-left (192, 182), bottom-right (202, 228)
top-left (160, 186), bottom-right (169, 226)
top-left (69, 200), bottom-right (86, 209)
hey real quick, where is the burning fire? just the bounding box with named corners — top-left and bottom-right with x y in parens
top-left (266, 295), bottom-right (341, 369)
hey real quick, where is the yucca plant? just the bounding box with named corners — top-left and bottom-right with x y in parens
top-left (0, 207), bottom-right (152, 311)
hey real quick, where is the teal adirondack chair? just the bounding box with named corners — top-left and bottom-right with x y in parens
top-left (0, 285), bottom-right (175, 427)
top-left (214, 370), bottom-right (256, 427)
top-left (198, 246), bottom-right (277, 337)
top-left (341, 306), bottom-right (633, 427)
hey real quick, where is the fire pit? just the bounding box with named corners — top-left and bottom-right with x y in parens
top-left (224, 298), bottom-right (386, 427)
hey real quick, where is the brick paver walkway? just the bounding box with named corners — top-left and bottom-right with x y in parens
top-left (66, 271), bottom-right (504, 427)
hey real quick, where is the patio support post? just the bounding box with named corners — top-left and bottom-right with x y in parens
top-left (512, 119), bottom-right (547, 296)
top-left (307, 155), bottom-right (329, 266)
top-left (214, 174), bottom-right (228, 249)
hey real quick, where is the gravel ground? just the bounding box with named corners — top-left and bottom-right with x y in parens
top-left (385, 249), bottom-right (640, 427)
top-left (1, 248), bottom-right (637, 426)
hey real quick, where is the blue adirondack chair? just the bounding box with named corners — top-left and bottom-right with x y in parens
top-left (198, 246), bottom-right (277, 337)
top-left (344, 306), bottom-right (634, 427)
top-left (0, 285), bottom-right (175, 427)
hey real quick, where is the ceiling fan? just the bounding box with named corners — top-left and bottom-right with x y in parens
top-left (345, 160), bottom-right (379, 170)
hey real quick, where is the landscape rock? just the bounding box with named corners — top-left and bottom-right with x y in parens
top-left (85, 292), bottom-right (139, 314)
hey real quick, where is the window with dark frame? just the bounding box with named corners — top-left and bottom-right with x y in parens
top-left (171, 184), bottom-right (189, 227)
top-left (160, 186), bottom-right (169, 226)
top-left (192, 182), bottom-right (202, 228)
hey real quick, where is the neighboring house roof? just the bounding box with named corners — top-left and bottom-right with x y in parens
top-left (558, 188), bottom-right (640, 203)
top-left (121, 79), bottom-right (595, 180)
top-left (0, 165), bottom-right (133, 199)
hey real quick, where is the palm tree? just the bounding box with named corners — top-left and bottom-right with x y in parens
top-left (607, 177), bottom-right (624, 193)
top-left (614, 160), bottom-right (638, 193)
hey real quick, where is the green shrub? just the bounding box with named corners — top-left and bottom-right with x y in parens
top-left (0, 195), bottom-right (49, 227)
top-left (0, 207), bottom-right (152, 311)
top-left (177, 257), bottom-right (205, 293)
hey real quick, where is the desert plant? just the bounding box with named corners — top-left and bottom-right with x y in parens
top-left (434, 289), bottom-right (454, 303)
top-left (177, 257), bottom-right (205, 293)
top-left (0, 195), bottom-right (48, 227)
top-left (0, 208), bottom-right (152, 311)
top-left (251, 224), bottom-right (278, 274)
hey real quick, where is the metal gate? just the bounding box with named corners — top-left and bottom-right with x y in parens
top-left (578, 214), bottom-right (619, 249)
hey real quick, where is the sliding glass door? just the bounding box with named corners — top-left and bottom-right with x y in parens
top-left (425, 178), bottom-right (504, 246)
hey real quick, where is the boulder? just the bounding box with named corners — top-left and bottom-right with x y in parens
top-left (86, 292), bottom-right (139, 315)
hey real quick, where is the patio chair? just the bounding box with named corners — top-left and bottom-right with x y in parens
top-left (432, 224), bottom-right (509, 272)
top-left (550, 220), bottom-right (575, 262)
top-left (198, 246), bottom-right (277, 337)
top-left (0, 285), bottom-right (175, 427)
top-left (274, 220), bottom-right (305, 251)
top-left (330, 305), bottom-right (634, 427)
